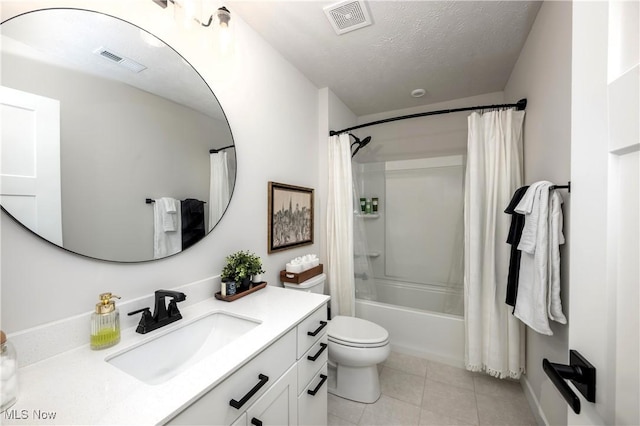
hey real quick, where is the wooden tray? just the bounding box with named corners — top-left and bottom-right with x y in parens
top-left (279, 264), bottom-right (323, 284)
top-left (215, 281), bottom-right (267, 302)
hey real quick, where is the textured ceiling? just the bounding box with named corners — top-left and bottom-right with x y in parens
top-left (229, 1), bottom-right (542, 116)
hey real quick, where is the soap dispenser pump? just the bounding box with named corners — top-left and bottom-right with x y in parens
top-left (90, 293), bottom-right (121, 350)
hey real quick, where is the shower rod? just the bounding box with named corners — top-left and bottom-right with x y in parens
top-left (329, 98), bottom-right (527, 136)
top-left (209, 145), bottom-right (235, 154)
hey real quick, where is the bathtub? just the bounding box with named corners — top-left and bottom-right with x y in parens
top-left (355, 278), bottom-right (465, 367)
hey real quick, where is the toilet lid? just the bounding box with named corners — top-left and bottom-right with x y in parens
top-left (328, 316), bottom-right (389, 346)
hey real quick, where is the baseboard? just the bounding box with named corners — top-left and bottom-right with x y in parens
top-left (521, 373), bottom-right (549, 426)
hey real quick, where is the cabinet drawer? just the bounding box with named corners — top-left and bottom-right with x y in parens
top-left (297, 364), bottom-right (328, 426)
top-left (297, 334), bottom-right (327, 393)
top-left (167, 329), bottom-right (296, 425)
top-left (296, 305), bottom-right (327, 358)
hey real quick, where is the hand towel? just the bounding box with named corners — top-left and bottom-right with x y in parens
top-left (154, 198), bottom-right (181, 259)
top-left (505, 186), bottom-right (529, 307)
top-left (160, 197), bottom-right (178, 232)
top-left (515, 181), bottom-right (552, 254)
top-left (181, 198), bottom-right (206, 251)
top-left (514, 182), bottom-right (554, 335)
top-left (547, 190), bottom-right (567, 323)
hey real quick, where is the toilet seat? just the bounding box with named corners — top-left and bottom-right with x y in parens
top-left (328, 316), bottom-right (389, 348)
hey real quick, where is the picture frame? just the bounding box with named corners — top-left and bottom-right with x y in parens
top-left (268, 181), bottom-right (314, 253)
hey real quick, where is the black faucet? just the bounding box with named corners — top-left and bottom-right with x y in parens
top-left (128, 290), bottom-right (187, 334)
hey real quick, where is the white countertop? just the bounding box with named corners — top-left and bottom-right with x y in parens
top-left (3, 286), bottom-right (329, 425)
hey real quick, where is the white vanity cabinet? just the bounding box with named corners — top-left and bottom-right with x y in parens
top-left (166, 303), bottom-right (328, 426)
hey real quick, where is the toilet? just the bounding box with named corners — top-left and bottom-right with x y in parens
top-left (283, 273), bottom-right (391, 403)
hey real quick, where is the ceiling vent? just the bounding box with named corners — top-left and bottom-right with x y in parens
top-left (323, 0), bottom-right (372, 35)
top-left (94, 47), bottom-right (147, 73)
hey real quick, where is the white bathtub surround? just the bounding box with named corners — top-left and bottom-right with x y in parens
top-left (4, 286), bottom-right (329, 425)
top-left (351, 163), bottom-right (377, 302)
top-left (352, 156), bottom-right (466, 316)
top-left (464, 109), bottom-right (526, 379)
top-left (326, 133), bottom-right (355, 316)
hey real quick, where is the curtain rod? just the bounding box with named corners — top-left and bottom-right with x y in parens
top-left (329, 98), bottom-right (527, 136)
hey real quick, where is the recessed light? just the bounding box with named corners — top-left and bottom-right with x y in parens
top-left (411, 89), bottom-right (426, 98)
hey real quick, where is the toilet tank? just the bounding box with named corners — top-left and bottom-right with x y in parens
top-left (282, 273), bottom-right (326, 294)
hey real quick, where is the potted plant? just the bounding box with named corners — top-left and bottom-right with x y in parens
top-left (221, 251), bottom-right (265, 292)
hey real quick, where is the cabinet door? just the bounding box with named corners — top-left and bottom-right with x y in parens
top-left (231, 413), bottom-right (247, 426)
top-left (246, 365), bottom-right (297, 426)
top-left (298, 364), bottom-right (327, 426)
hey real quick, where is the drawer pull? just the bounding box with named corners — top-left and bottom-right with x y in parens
top-left (307, 343), bottom-right (328, 362)
top-left (251, 418), bottom-right (263, 426)
top-left (229, 374), bottom-right (269, 409)
top-left (307, 374), bottom-right (328, 396)
top-left (307, 321), bottom-right (327, 337)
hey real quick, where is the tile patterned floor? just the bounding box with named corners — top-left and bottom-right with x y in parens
top-left (328, 352), bottom-right (537, 426)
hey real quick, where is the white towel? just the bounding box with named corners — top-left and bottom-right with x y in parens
top-left (514, 182), bottom-right (554, 335)
top-left (153, 198), bottom-right (181, 259)
top-left (547, 190), bottom-right (567, 323)
top-left (515, 181), bottom-right (552, 254)
top-left (160, 197), bottom-right (178, 232)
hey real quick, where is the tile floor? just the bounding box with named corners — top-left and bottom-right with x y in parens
top-left (327, 352), bottom-right (537, 426)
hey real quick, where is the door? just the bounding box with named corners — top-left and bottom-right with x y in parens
top-left (0, 85), bottom-right (62, 245)
top-left (569, 1), bottom-right (639, 424)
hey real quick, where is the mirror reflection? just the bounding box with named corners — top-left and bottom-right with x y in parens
top-left (0, 8), bottom-right (236, 262)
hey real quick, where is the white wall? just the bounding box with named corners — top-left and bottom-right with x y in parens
top-left (0, 0), bottom-right (320, 333)
top-left (503, 2), bottom-right (572, 425)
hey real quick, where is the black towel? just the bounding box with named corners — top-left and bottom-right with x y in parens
top-left (181, 198), bottom-right (206, 250)
top-left (504, 186), bottom-right (529, 308)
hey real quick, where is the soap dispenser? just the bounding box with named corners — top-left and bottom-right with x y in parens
top-left (91, 293), bottom-right (121, 350)
top-left (1, 330), bottom-right (18, 412)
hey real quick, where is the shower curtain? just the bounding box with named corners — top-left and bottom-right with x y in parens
top-left (464, 109), bottom-right (526, 379)
top-left (209, 151), bottom-right (230, 232)
top-left (326, 133), bottom-right (355, 317)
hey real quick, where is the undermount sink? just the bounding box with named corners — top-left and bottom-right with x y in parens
top-left (106, 311), bottom-right (261, 385)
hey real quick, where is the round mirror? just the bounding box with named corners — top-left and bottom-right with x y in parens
top-left (1, 8), bottom-right (236, 262)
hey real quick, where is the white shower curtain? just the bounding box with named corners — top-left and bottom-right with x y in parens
top-left (326, 133), bottom-right (355, 317)
top-left (464, 109), bottom-right (526, 379)
top-left (209, 151), bottom-right (230, 232)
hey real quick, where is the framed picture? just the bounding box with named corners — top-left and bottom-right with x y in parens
top-left (268, 181), bottom-right (314, 253)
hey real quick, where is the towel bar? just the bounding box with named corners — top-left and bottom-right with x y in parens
top-left (550, 181), bottom-right (571, 192)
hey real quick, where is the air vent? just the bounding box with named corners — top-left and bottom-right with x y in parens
top-left (323, 0), bottom-right (372, 35)
top-left (94, 47), bottom-right (147, 73)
